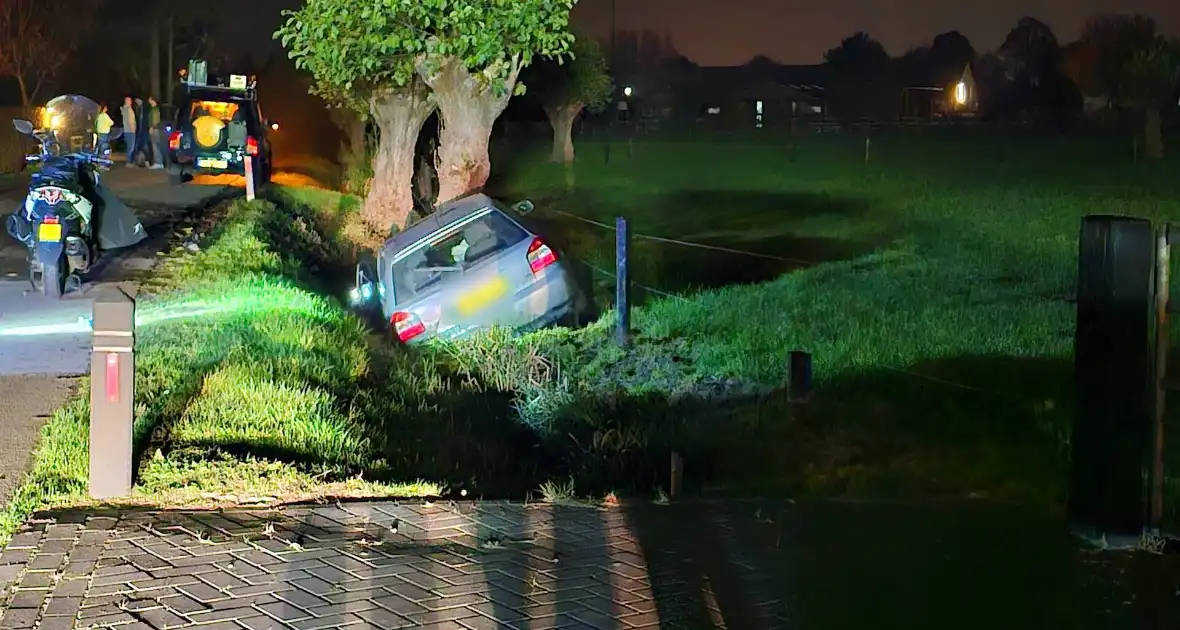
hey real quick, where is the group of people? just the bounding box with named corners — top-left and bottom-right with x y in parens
top-left (94, 96), bottom-right (166, 168)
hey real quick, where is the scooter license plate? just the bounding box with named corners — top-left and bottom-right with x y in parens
top-left (37, 223), bottom-right (62, 242)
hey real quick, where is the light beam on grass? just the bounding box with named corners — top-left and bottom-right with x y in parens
top-left (0, 288), bottom-right (324, 337)
top-left (0, 316), bottom-right (93, 337)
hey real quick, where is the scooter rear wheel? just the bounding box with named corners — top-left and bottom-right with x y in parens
top-left (31, 256), bottom-right (66, 298)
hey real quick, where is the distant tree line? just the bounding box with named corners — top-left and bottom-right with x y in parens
top-left (819, 14), bottom-right (1178, 156)
top-left (599, 17), bottom-right (1178, 158)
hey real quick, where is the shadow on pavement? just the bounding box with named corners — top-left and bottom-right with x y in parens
top-left (3, 499), bottom-right (1179, 629)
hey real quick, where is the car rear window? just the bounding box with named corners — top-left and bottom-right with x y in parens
top-left (391, 209), bottom-right (528, 303)
top-left (190, 100), bottom-right (241, 122)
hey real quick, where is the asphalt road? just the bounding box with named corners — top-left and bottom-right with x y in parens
top-left (0, 165), bottom-right (234, 504)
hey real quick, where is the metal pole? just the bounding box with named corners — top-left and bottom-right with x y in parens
top-left (615, 216), bottom-right (629, 346)
top-left (89, 288), bottom-right (136, 499)
top-left (1150, 225), bottom-right (1170, 533)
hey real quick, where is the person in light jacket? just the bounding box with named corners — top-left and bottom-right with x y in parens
top-left (120, 96), bottom-right (137, 166)
top-left (95, 104), bottom-right (114, 159)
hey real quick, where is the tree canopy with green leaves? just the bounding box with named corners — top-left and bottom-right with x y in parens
top-left (528, 34), bottom-right (612, 163)
top-left (277, 0), bottom-right (577, 230)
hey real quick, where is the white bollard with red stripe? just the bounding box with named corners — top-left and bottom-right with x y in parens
top-left (244, 155), bottom-right (256, 201)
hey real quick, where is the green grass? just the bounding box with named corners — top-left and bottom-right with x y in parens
top-left (0, 189), bottom-right (433, 543)
top-left (482, 130), bottom-right (1180, 503)
top-left (7, 130), bottom-right (1180, 544)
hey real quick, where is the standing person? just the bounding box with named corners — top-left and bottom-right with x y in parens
top-left (95, 104), bottom-right (114, 159)
top-left (120, 96), bottom-right (137, 166)
top-left (146, 97), bottom-right (165, 169)
top-left (132, 97), bottom-right (151, 167)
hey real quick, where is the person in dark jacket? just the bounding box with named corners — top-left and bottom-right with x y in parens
top-left (131, 98), bottom-right (151, 166)
top-left (146, 97), bottom-right (164, 169)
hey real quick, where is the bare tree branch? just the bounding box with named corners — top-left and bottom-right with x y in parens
top-left (0, 0), bottom-right (98, 110)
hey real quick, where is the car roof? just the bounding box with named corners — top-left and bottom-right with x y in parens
top-left (382, 193), bottom-right (521, 255)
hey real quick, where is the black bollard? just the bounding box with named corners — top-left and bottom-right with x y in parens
top-left (1070, 215), bottom-right (1153, 543)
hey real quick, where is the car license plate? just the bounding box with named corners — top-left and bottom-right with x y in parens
top-left (457, 277), bottom-right (508, 316)
top-left (198, 158), bottom-right (228, 169)
top-left (37, 223), bottom-right (62, 242)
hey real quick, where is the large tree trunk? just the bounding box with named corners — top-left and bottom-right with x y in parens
top-left (330, 108), bottom-right (367, 165)
top-left (419, 57), bottom-right (519, 204)
top-left (546, 103), bottom-right (583, 164)
top-left (363, 84), bottom-right (435, 236)
top-left (413, 136), bottom-right (438, 212)
top-left (1144, 105), bottom-right (1164, 160)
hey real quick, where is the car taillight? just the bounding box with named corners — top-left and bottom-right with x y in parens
top-left (527, 237), bottom-right (557, 274)
top-left (391, 311), bottom-right (426, 342)
top-left (246, 136), bottom-right (259, 156)
top-left (168, 131), bottom-right (181, 150)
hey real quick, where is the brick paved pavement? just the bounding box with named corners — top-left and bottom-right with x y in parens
top-left (0, 499), bottom-right (1176, 629)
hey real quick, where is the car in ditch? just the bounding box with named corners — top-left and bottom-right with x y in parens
top-left (353, 193), bottom-right (589, 343)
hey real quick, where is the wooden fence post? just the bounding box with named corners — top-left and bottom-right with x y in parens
top-left (789, 350), bottom-right (813, 402)
top-left (1150, 224), bottom-right (1170, 533)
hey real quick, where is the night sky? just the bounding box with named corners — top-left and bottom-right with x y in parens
top-left (231, 0), bottom-right (1180, 66)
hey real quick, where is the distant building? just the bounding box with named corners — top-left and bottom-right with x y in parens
top-left (899, 62), bottom-right (979, 119)
top-left (684, 62), bottom-right (828, 128)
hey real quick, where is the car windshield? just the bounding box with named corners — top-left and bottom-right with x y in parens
top-left (391, 209), bottom-right (528, 302)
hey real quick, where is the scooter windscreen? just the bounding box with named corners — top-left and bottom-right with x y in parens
top-left (40, 95), bottom-right (101, 154)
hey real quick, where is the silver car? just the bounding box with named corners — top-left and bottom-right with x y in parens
top-left (354, 193), bottom-right (586, 343)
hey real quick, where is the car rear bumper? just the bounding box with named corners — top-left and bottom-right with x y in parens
top-left (171, 153), bottom-right (250, 175)
top-left (396, 266), bottom-right (579, 344)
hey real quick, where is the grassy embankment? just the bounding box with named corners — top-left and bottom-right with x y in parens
top-left (6, 130), bottom-right (1180, 544)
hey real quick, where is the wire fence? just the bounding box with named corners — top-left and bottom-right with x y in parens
top-left (541, 205), bottom-right (1074, 399)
